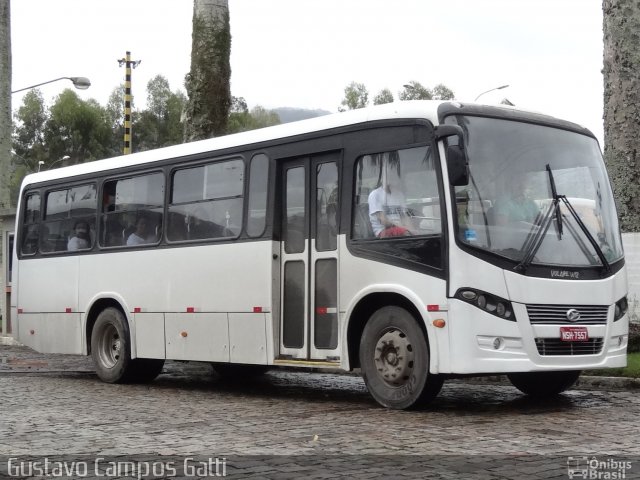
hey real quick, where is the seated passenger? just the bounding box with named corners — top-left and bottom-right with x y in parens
top-left (127, 216), bottom-right (155, 245)
top-left (67, 220), bottom-right (91, 251)
top-left (368, 178), bottom-right (411, 238)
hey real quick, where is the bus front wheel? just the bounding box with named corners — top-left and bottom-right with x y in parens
top-left (507, 370), bottom-right (581, 397)
top-left (359, 306), bottom-right (443, 409)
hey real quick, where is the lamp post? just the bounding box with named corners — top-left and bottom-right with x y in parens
top-left (474, 84), bottom-right (509, 102)
top-left (38, 155), bottom-right (70, 172)
top-left (11, 77), bottom-right (91, 94)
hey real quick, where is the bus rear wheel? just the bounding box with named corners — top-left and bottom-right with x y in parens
top-left (359, 306), bottom-right (443, 409)
top-left (507, 370), bottom-right (581, 397)
top-left (91, 307), bottom-right (164, 383)
top-left (91, 307), bottom-right (132, 383)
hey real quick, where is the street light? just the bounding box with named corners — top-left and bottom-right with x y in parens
top-left (38, 155), bottom-right (70, 172)
top-left (474, 84), bottom-right (509, 102)
top-left (11, 77), bottom-right (91, 94)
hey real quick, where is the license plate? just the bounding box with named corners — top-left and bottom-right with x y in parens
top-left (560, 326), bottom-right (589, 342)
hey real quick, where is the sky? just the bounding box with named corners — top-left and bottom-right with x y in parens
top-left (11, 0), bottom-right (605, 145)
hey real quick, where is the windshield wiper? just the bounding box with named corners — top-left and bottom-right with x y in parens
top-left (514, 198), bottom-right (556, 273)
top-left (515, 164), bottom-right (611, 274)
top-left (546, 164), bottom-right (563, 239)
top-left (558, 195), bottom-right (611, 274)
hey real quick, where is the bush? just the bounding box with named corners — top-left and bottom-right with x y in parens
top-left (629, 322), bottom-right (640, 353)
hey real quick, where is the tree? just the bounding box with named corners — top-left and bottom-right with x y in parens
top-left (603, 0), bottom-right (640, 232)
top-left (105, 85), bottom-right (125, 154)
top-left (183, 0), bottom-right (231, 141)
top-left (135, 75), bottom-right (186, 151)
top-left (11, 89), bottom-right (48, 197)
top-left (399, 81), bottom-right (432, 101)
top-left (43, 90), bottom-right (112, 165)
top-left (227, 97), bottom-right (281, 134)
top-left (432, 83), bottom-right (455, 100)
top-left (373, 88), bottom-right (394, 105)
top-left (12, 89), bottom-right (47, 164)
top-left (340, 82), bottom-right (369, 111)
top-left (248, 106), bottom-right (280, 129)
top-left (0, 0), bottom-right (10, 210)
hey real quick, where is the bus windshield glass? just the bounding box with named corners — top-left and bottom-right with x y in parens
top-left (449, 115), bottom-right (623, 267)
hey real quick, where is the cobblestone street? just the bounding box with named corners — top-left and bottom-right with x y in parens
top-left (1, 345), bottom-right (639, 479)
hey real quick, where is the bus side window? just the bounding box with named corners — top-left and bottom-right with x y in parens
top-left (99, 173), bottom-right (164, 248)
top-left (41, 185), bottom-right (97, 253)
top-left (168, 158), bottom-right (244, 242)
top-left (20, 193), bottom-right (41, 255)
top-left (246, 154), bottom-right (269, 238)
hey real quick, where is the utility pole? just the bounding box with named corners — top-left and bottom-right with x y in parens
top-left (117, 51), bottom-right (141, 155)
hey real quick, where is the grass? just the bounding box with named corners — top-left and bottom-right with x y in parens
top-left (584, 352), bottom-right (640, 378)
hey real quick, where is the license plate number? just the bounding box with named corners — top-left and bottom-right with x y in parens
top-left (560, 326), bottom-right (589, 342)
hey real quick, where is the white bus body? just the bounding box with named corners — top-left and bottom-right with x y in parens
top-left (12, 101), bottom-right (628, 409)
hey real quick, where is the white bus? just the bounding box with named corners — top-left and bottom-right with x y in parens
top-left (12, 101), bottom-right (628, 409)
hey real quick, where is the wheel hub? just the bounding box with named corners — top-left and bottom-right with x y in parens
top-left (97, 324), bottom-right (121, 369)
top-left (374, 328), bottom-right (415, 387)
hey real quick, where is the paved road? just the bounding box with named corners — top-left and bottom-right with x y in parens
top-left (0, 345), bottom-right (639, 479)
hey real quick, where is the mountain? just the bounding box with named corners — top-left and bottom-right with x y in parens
top-left (272, 107), bottom-right (332, 124)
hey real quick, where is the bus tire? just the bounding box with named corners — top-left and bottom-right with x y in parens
top-left (507, 370), bottom-right (581, 397)
top-left (359, 306), bottom-right (443, 409)
top-left (91, 307), bottom-right (134, 383)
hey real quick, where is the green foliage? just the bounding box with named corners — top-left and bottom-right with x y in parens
top-left (104, 85), bottom-right (125, 154)
top-left (227, 102), bottom-right (281, 134)
top-left (585, 351), bottom-right (640, 378)
top-left (629, 322), bottom-right (640, 353)
top-left (342, 81), bottom-right (455, 110)
top-left (10, 89), bottom-right (114, 201)
top-left (12, 89), bottom-right (47, 171)
top-left (134, 75), bottom-right (186, 151)
top-left (340, 82), bottom-right (369, 111)
top-left (432, 83), bottom-right (455, 100)
top-left (399, 81), bottom-right (432, 101)
top-left (44, 90), bottom-right (112, 164)
top-left (373, 88), bottom-right (394, 105)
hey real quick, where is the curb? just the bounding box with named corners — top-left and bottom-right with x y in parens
top-left (0, 335), bottom-right (21, 346)
top-left (576, 375), bottom-right (640, 390)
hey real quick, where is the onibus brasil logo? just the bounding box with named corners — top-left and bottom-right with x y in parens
top-left (567, 456), bottom-right (632, 479)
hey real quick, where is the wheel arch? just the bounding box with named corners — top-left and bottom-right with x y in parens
top-left (344, 286), bottom-right (437, 371)
top-left (84, 295), bottom-right (134, 356)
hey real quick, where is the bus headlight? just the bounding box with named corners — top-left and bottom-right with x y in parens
top-left (614, 296), bottom-right (628, 321)
top-left (455, 288), bottom-right (516, 322)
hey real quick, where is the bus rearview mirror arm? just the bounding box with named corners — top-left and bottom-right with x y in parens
top-left (435, 125), bottom-right (470, 187)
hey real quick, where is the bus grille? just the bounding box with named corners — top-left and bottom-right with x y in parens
top-left (535, 338), bottom-right (604, 356)
top-left (526, 304), bottom-right (608, 325)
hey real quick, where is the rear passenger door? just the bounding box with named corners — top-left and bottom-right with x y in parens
top-left (278, 152), bottom-right (341, 361)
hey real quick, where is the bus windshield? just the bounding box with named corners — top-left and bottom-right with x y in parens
top-left (449, 115), bottom-right (623, 268)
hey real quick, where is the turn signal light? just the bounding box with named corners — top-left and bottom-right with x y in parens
top-left (432, 319), bottom-right (446, 328)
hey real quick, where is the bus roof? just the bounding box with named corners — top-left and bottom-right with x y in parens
top-left (20, 100), bottom-right (589, 189)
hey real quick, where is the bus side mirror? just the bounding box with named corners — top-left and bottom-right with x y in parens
top-left (435, 125), bottom-right (470, 186)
